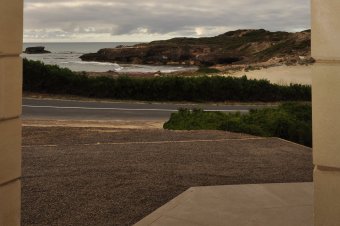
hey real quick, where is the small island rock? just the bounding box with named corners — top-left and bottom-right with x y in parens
top-left (24, 46), bottom-right (51, 54)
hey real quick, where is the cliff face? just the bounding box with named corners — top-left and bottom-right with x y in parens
top-left (80, 29), bottom-right (311, 66)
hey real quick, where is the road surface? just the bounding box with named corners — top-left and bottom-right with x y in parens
top-left (22, 98), bottom-right (269, 121)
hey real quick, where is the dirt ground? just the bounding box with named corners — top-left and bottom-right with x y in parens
top-left (22, 126), bottom-right (313, 226)
top-left (23, 119), bottom-right (164, 129)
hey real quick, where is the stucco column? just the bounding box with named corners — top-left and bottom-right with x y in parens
top-left (312, 0), bottom-right (340, 225)
top-left (0, 0), bottom-right (23, 225)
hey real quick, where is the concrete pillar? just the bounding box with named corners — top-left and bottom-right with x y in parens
top-left (0, 0), bottom-right (23, 225)
top-left (312, 0), bottom-right (340, 225)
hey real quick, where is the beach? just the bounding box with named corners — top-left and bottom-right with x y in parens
top-left (224, 65), bottom-right (312, 85)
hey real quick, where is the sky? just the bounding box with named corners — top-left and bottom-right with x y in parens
top-left (24, 0), bottom-right (310, 43)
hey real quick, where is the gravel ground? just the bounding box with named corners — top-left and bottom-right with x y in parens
top-left (22, 126), bottom-right (313, 226)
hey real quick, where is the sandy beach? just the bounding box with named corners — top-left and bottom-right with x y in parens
top-left (84, 64), bottom-right (313, 86)
top-left (224, 65), bottom-right (312, 85)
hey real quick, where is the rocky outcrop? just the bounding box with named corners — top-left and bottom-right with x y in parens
top-left (80, 29), bottom-right (311, 66)
top-left (24, 46), bottom-right (51, 54)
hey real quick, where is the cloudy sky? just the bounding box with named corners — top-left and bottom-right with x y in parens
top-left (24, 0), bottom-right (310, 42)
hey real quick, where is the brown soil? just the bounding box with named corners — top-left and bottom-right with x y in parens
top-left (23, 119), bottom-right (164, 129)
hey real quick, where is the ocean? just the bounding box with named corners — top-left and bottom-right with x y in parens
top-left (22, 42), bottom-right (197, 73)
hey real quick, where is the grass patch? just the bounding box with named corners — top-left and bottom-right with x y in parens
top-left (163, 103), bottom-right (312, 147)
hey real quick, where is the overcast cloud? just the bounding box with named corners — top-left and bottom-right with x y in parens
top-left (24, 0), bottom-right (310, 42)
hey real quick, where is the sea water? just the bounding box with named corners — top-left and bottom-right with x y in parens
top-left (22, 42), bottom-right (197, 73)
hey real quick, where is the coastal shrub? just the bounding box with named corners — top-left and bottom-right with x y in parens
top-left (197, 67), bottom-right (220, 74)
top-left (163, 103), bottom-right (312, 147)
top-left (23, 59), bottom-right (311, 102)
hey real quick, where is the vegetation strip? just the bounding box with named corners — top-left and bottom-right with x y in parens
top-left (23, 59), bottom-right (311, 102)
top-left (164, 103), bottom-right (312, 147)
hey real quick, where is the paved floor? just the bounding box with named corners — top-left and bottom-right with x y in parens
top-left (135, 183), bottom-right (313, 226)
top-left (22, 126), bottom-right (313, 226)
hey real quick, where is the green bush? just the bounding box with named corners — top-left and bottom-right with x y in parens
top-left (23, 59), bottom-right (311, 102)
top-left (197, 67), bottom-right (220, 74)
top-left (163, 103), bottom-right (312, 147)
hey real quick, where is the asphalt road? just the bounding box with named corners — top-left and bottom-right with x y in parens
top-left (22, 98), bottom-right (268, 121)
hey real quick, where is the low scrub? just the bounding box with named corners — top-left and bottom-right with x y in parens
top-left (163, 103), bottom-right (312, 147)
top-left (196, 67), bottom-right (221, 74)
top-left (23, 59), bottom-right (311, 102)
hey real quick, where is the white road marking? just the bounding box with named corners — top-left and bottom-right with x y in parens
top-left (22, 105), bottom-right (249, 113)
top-left (23, 105), bottom-right (177, 112)
top-left (22, 137), bottom-right (264, 148)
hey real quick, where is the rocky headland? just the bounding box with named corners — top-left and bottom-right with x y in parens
top-left (80, 29), bottom-right (312, 67)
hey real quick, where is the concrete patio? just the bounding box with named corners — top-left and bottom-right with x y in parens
top-left (135, 183), bottom-right (313, 226)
